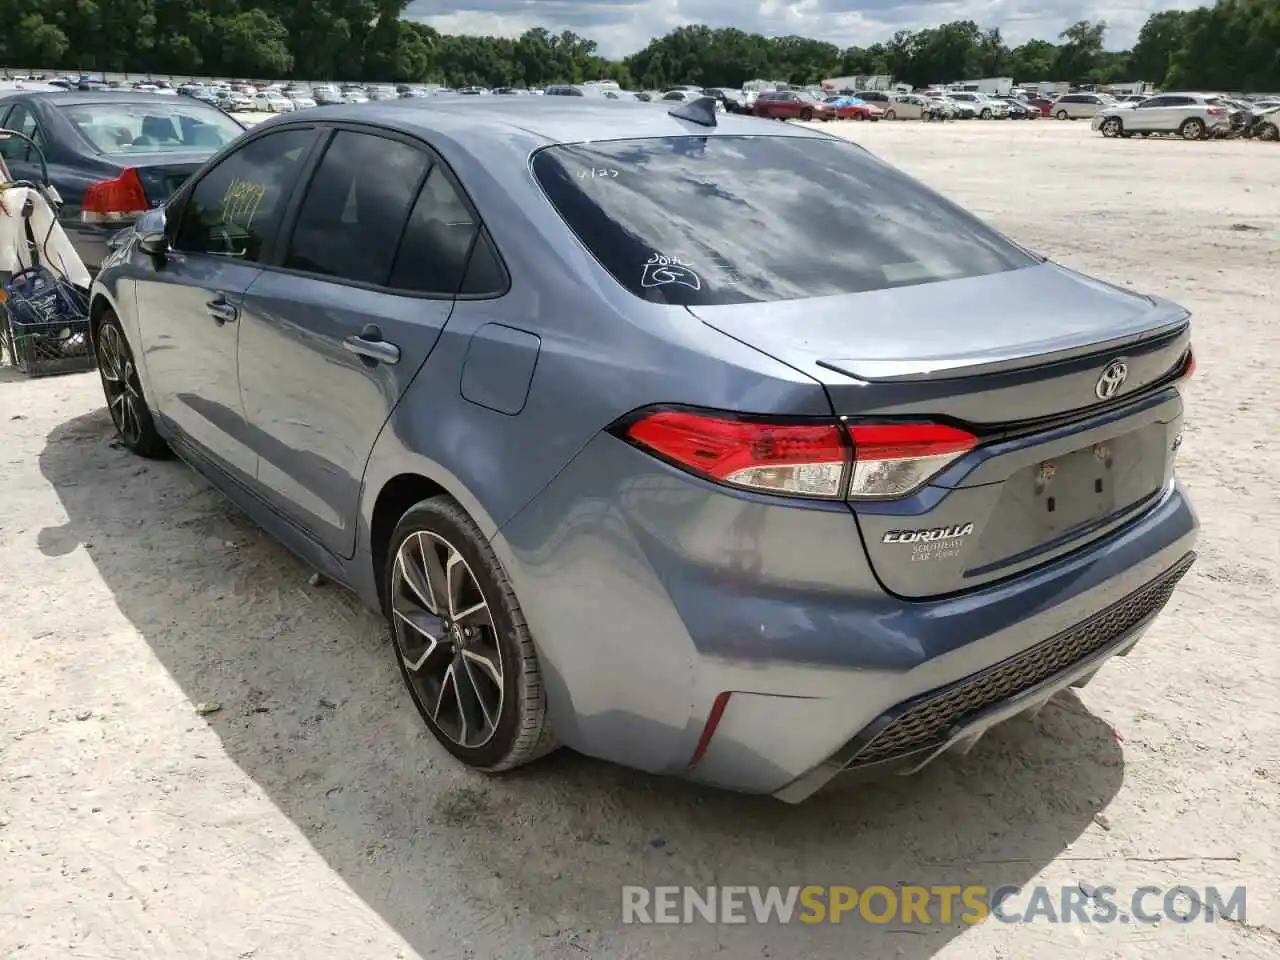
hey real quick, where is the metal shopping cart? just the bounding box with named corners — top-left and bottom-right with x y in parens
top-left (0, 128), bottom-right (93, 376)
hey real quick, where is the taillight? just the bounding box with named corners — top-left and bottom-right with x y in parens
top-left (81, 168), bottom-right (149, 224)
top-left (1207, 107), bottom-right (1224, 116)
top-left (620, 409), bottom-right (979, 501)
top-left (845, 423), bottom-right (977, 499)
top-left (1179, 347), bottom-right (1196, 380)
top-left (623, 409), bottom-right (850, 498)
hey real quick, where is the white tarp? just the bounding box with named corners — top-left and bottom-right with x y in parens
top-left (0, 168), bottom-right (92, 288)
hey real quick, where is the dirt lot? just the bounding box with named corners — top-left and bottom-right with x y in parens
top-left (1, 119), bottom-right (1277, 959)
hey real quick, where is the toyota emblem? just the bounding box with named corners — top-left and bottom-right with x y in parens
top-left (1094, 360), bottom-right (1129, 400)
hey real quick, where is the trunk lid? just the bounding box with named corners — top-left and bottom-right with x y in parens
top-left (692, 263), bottom-right (1191, 598)
top-left (124, 152), bottom-right (207, 205)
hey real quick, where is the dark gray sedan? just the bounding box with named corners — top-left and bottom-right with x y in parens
top-left (0, 90), bottom-right (245, 271)
top-left (87, 97), bottom-right (1198, 801)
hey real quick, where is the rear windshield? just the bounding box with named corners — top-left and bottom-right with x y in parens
top-left (531, 135), bottom-right (1035, 305)
top-left (58, 101), bottom-right (244, 155)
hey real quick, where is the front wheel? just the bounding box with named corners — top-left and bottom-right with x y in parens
top-left (384, 496), bottom-right (555, 772)
top-left (1179, 118), bottom-right (1206, 140)
top-left (1258, 122), bottom-right (1279, 142)
top-left (799, 108), bottom-right (812, 121)
top-left (884, 108), bottom-right (896, 121)
top-left (95, 311), bottom-right (167, 458)
top-left (1100, 117), bottom-right (1123, 138)
top-left (981, 108), bottom-right (993, 120)
top-left (1056, 110), bottom-right (1069, 120)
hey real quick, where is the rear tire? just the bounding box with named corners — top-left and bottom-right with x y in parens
top-left (1258, 121), bottom-right (1278, 142)
top-left (1179, 117), bottom-right (1206, 140)
top-left (384, 496), bottom-right (556, 772)
top-left (799, 108), bottom-right (812, 121)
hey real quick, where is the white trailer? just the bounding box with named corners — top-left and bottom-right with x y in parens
top-left (945, 77), bottom-right (1015, 96)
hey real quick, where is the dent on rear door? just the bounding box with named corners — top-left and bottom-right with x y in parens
top-left (236, 273), bottom-right (453, 559)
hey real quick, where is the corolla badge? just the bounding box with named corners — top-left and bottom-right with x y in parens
top-left (882, 523), bottom-right (974, 544)
top-left (1094, 359), bottom-right (1129, 400)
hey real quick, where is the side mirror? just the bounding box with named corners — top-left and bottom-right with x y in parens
top-left (135, 207), bottom-right (169, 256)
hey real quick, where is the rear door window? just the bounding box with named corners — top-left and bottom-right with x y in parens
top-left (282, 130), bottom-right (429, 285)
top-left (532, 135), bottom-right (1035, 306)
top-left (387, 165), bottom-right (482, 295)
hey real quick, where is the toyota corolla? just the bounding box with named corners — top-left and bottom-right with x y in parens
top-left (88, 96), bottom-right (1198, 802)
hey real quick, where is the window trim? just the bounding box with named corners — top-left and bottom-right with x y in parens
top-left (165, 124), bottom-right (325, 263)
top-left (254, 120), bottom-right (509, 301)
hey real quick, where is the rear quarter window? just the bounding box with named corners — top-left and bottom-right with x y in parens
top-left (531, 135), bottom-right (1035, 306)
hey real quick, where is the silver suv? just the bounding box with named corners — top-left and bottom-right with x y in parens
top-left (947, 92), bottom-right (1009, 119)
top-left (1093, 92), bottom-right (1232, 140)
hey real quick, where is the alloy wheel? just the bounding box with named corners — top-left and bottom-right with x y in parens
top-left (391, 530), bottom-right (504, 749)
top-left (97, 323), bottom-right (145, 447)
top-left (1102, 118), bottom-right (1122, 138)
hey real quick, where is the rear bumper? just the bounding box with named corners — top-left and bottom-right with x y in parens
top-left (773, 552), bottom-right (1193, 802)
top-left (496, 429), bottom-right (1199, 798)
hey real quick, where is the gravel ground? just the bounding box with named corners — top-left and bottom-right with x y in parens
top-left (1, 119), bottom-right (1277, 959)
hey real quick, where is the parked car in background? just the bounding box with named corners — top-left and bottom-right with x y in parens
top-left (1051, 93), bottom-right (1112, 120)
top-left (0, 90), bottom-right (245, 272)
top-left (215, 90), bottom-right (253, 113)
top-left (1093, 92), bottom-right (1231, 140)
top-left (704, 88), bottom-right (752, 114)
top-left (882, 94), bottom-right (930, 121)
top-left (994, 96), bottom-right (1037, 119)
top-left (661, 89), bottom-right (725, 111)
top-left (1023, 96), bottom-right (1055, 117)
top-left (947, 92), bottom-right (1010, 119)
top-left (181, 85), bottom-right (221, 107)
top-left (253, 91), bottom-right (295, 113)
top-left (288, 91), bottom-right (317, 109)
top-left (823, 96), bottom-right (883, 121)
top-left (938, 95), bottom-right (978, 119)
top-left (88, 97), bottom-right (1198, 803)
top-left (849, 90), bottom-right (891, 109)
top-left (367, 86), bottom-right (398, 101)
top-left (753, 90), bottom-right (834, 121)
top-left (923, 97), bottom-right (955, 120)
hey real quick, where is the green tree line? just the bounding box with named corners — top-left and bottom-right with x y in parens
top-left (1, 0), bottom-right (1276, 92)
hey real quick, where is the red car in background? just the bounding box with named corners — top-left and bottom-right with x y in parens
top-left (753, 90), bottom-right (835, 121)
top-left (824, 97), bottom-right (884, 121)
top-left (1025, 97), bottom-right (1055, 117)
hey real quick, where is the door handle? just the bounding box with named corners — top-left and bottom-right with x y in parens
top-left (343, 333), bottom-right (400, 365)
top-left (205, 297), bottom-right (238, 325)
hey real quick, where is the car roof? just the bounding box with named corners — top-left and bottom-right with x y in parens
top-left (270, 97), bottom-right (835, 151)
top-left (0, 89), bottom-right (195, 107)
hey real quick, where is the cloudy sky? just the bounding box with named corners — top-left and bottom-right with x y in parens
top-left (405, 0), bottom-right (1204, 58)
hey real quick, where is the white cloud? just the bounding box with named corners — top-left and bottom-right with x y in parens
top-left (406, 0), bottom-right (1206, 59)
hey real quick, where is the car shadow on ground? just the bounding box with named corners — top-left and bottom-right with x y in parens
top-left (39, 408), bottom-right (1127, 959)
